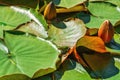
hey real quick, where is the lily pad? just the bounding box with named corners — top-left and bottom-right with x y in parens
top-left (86, 2), bottom-right (120, 28)
top-left (105, 0), bottom-right (120, 7)
top-left (48, 18), bottom-right (86, 48)
top-left (0, 31), bottom-right (60, 78)
top-left (0, 6), bottom-right (31, 27)
top-left (57, 0), bottom-right (86, 8)
top-left (0, 6), bottom-right (48, 38)
top-left (0, 25), bottom-right (14, 38)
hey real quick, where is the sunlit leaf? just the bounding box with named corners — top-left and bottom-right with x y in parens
top-left (0, 25), bottom-right (14, 38)
top-left (0, 39), bottom-right (8, 53)
top-left (48, 18), bottom-right (86, 48)
top-left (0, 6), bottom-right (31, 27)
top-left (0, 6), bottom-right (48, 38)
top-left (0, 31), bottom-right (60, 78)
top-left (30, 9), bottom-right (48, 30)
top-left (105, 0), bottom-right (120, 7)
top-left (76, 36), bottom-right (108, 53)
top-left (16, 21), bottom-right (48, 38)
top-left (86, 2), bottom-right (120, 28)
top-left (57, 0), bottom-right (86, 8)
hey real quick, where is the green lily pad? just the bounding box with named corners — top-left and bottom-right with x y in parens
top-left (0, 25), bottom-right (14, 38)
top-left (0, 6), bottom-right (48, 38)
top-left (57, 0), bottom-right (86, 8)
top-left (0, 6), bottom-right (31, 27)
top-left (0, 31), bottom-right (60, 78)
top-left (105, 0), bottom-right (120, 7)
top-left (86, 2), bottom-right (120, 28)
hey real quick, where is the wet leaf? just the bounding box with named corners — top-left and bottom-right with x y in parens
top-left (0, 6), bottom-right (31, 27)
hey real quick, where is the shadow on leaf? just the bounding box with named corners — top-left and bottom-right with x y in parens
top-left (76, 46), bottom-right (119, 79)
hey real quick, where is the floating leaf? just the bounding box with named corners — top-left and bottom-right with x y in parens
top-left (0, 6), bottom-right (48, 38)
top-left (86, 2), bottom-right (120, 28)
top-left (16, 21), bottom-right (48, 38)
top-left (0, 6), bottom-right (31, 27)
top-left (57, 0), bottom-right (86, 8)
top-left (48, 18), bottom-right (86, 48)
top-left (0, 31), bottom-right (60, 78)
top-left (76, 36), bottom-right (107, 53)
top-left (105, 0), bottom-right (120, 7)
top-left (106, 34), bottom-right (120, 55)
top-left (0, 25), bottom-right (14, 38)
